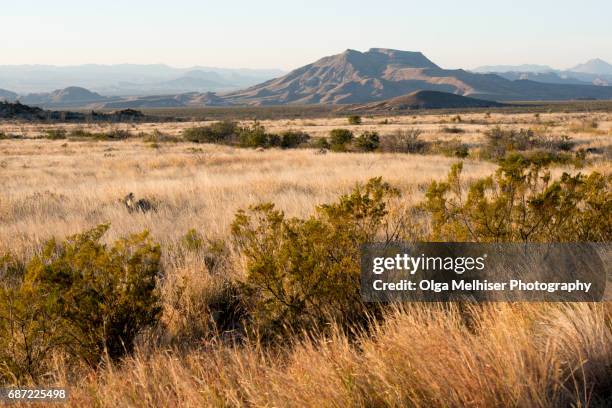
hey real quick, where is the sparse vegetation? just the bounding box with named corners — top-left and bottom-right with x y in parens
top-left (347, 115), bottom-right (362, 125)
top-left (0, 108), bottom-right (611, 407)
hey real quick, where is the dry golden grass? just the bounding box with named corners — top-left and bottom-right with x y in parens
top-left (1, 110), bottom-right (611, 407)
top-left (48, 303), bottom-right (611, 408)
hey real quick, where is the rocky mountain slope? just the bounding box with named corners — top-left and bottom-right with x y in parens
top-left (225, 49), bottom-right (612, 105)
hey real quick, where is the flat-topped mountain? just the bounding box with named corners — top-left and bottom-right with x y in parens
top-left (225, 48), bottom-right (612, 105)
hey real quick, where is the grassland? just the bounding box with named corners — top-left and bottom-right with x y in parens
top-left (1, 108), bottom-right (611, 407)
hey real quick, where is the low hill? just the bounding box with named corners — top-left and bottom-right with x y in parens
top-left (348, 90), bottom-right (507, 112)
top-left (0, 101), bottom-right (154, 123)
top-left (20, 87), bottom-right (108, 107)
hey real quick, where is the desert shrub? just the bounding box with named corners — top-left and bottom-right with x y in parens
top-left (313, 137), bottom-right (330, 150)
top-left (347, 115), bottom-right (362, 125)
top-left (143, 129), bottom-right (180, 143)
top-left (538, 134), bottom-right (575, 152)
top-left (181, 229), bottom-right (205, 251)
top-left (183, 121), bottom-right (238, 144)
top-left (44, 128), bottom-right (67, 140)
top-left (0, 225), bottom-right (162, 381)
top-left (238, 121), bottom-right (278, 148)
top-left (105, 129), bottom-right (131, 140)
top-left (231, 178), bottom-right (401, 335)
top-left (424, 154), bottom-right (611, 242)
top-left (68, 128), bottom-right (131, 141)
top-left (354, 131), bottom-right (380, 152)
top-left (380, 129), bottom-right (427, 153)
top-left (279, 130), bottom-right (310, 148)
top-left (441, 126), bottom-right (465, 134)
top-left (451, 115), bottom-right (462, 123)
top-left (482, 126), bottom-right (577, 162)
top-left (430, 138), bottom-right (469, 158)
top-left (329, 128), bottom-right (354, 151)
top-left (0, 132), bottom-right (7, 140)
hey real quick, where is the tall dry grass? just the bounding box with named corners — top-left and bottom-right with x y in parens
top-left (49, 303), bottom-right (610, 407)
top-left (1, 111), bottom-right (611, 407)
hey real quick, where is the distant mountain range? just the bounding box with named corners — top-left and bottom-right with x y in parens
top-left (0, 64), bottom-right (285, 95)
top-left (2, 51), bottom-right (612, 109)
top-left (473, 58), bottom-right (612, 86)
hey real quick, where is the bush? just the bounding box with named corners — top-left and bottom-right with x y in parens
top-left (44, 129), bottom-right (67, 140)
top-left (313, 137), bottom-right (330, 150)
top-left (183, 121), bottom-right (238, 144)
top-left (238, 121), bottom-right (276, 148)
top-left (380, 129), bottom-right (426, 153)
top-left (279, 130), bottom-right (310, 148)
top-left (329, 129), bottom-right (354, 151)
top-left (424, 154), bottom-right (611, 242)
top-left (0, 225), bottom-right (162, 381)
top-left (482, 126), bottom-right (577, 162)
top-left (231, 178), bottom-right (400, 335)
top-left (354, 131), bottom-right (380, 152)
top-left (430, 138), bottom-right (469, 158)
top-left (441, 126), bottom-right (465, 134)
top-left (347, 115), bottom-right (362, 125)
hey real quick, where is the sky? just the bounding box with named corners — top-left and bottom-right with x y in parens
top-left (1, 0), bottom-right (611, 71)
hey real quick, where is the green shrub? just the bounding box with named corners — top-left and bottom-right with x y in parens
top-left (347, 115), bottom-right (362, 125)
top-left (424, 154), bottom-right (611, 242)
top-left (329, 129), bottom-right (354, 151)
top-left (313, 137), bottom-right (330, 150)
top-left (0, 225), bottom-right (162, 381)
top-left (354, 131), bottom-right (380, 152)
top-left (231, 178), bottom-right (400, 334)
top-left (279, 130), bottom-right (310, 148)
top-left (181, 229), bottom-right (205, 251)
top-left (238, 121), bottom-right (277, 148)
top-left (183, 121), bottom-right (238, 144)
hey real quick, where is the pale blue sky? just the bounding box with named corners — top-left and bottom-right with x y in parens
top-left (1, 0), bottom-right (610, 70)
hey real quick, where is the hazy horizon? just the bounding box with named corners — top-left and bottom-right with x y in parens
top-left (2, 0), bottom-right (611, 71)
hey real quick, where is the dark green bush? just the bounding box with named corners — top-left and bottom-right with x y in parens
top-left (231, 178), bottom-right (400, 334)
top-left (347, 115), bottom-right (362, 125)
top-left (183, 121), bottom-right (238, 144)
top-left (279, 130), bottom-right (310, 148)
top-left (441, 126), bottom-right (465, 134)
top-left (313, 137), bottom-right (330, 150)
top-left (0, 225), bottom-right (162, 381)
top-left (355, 131), bottom-right (380, 152)
top-left (329, 129), bottom-right (354, 151)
